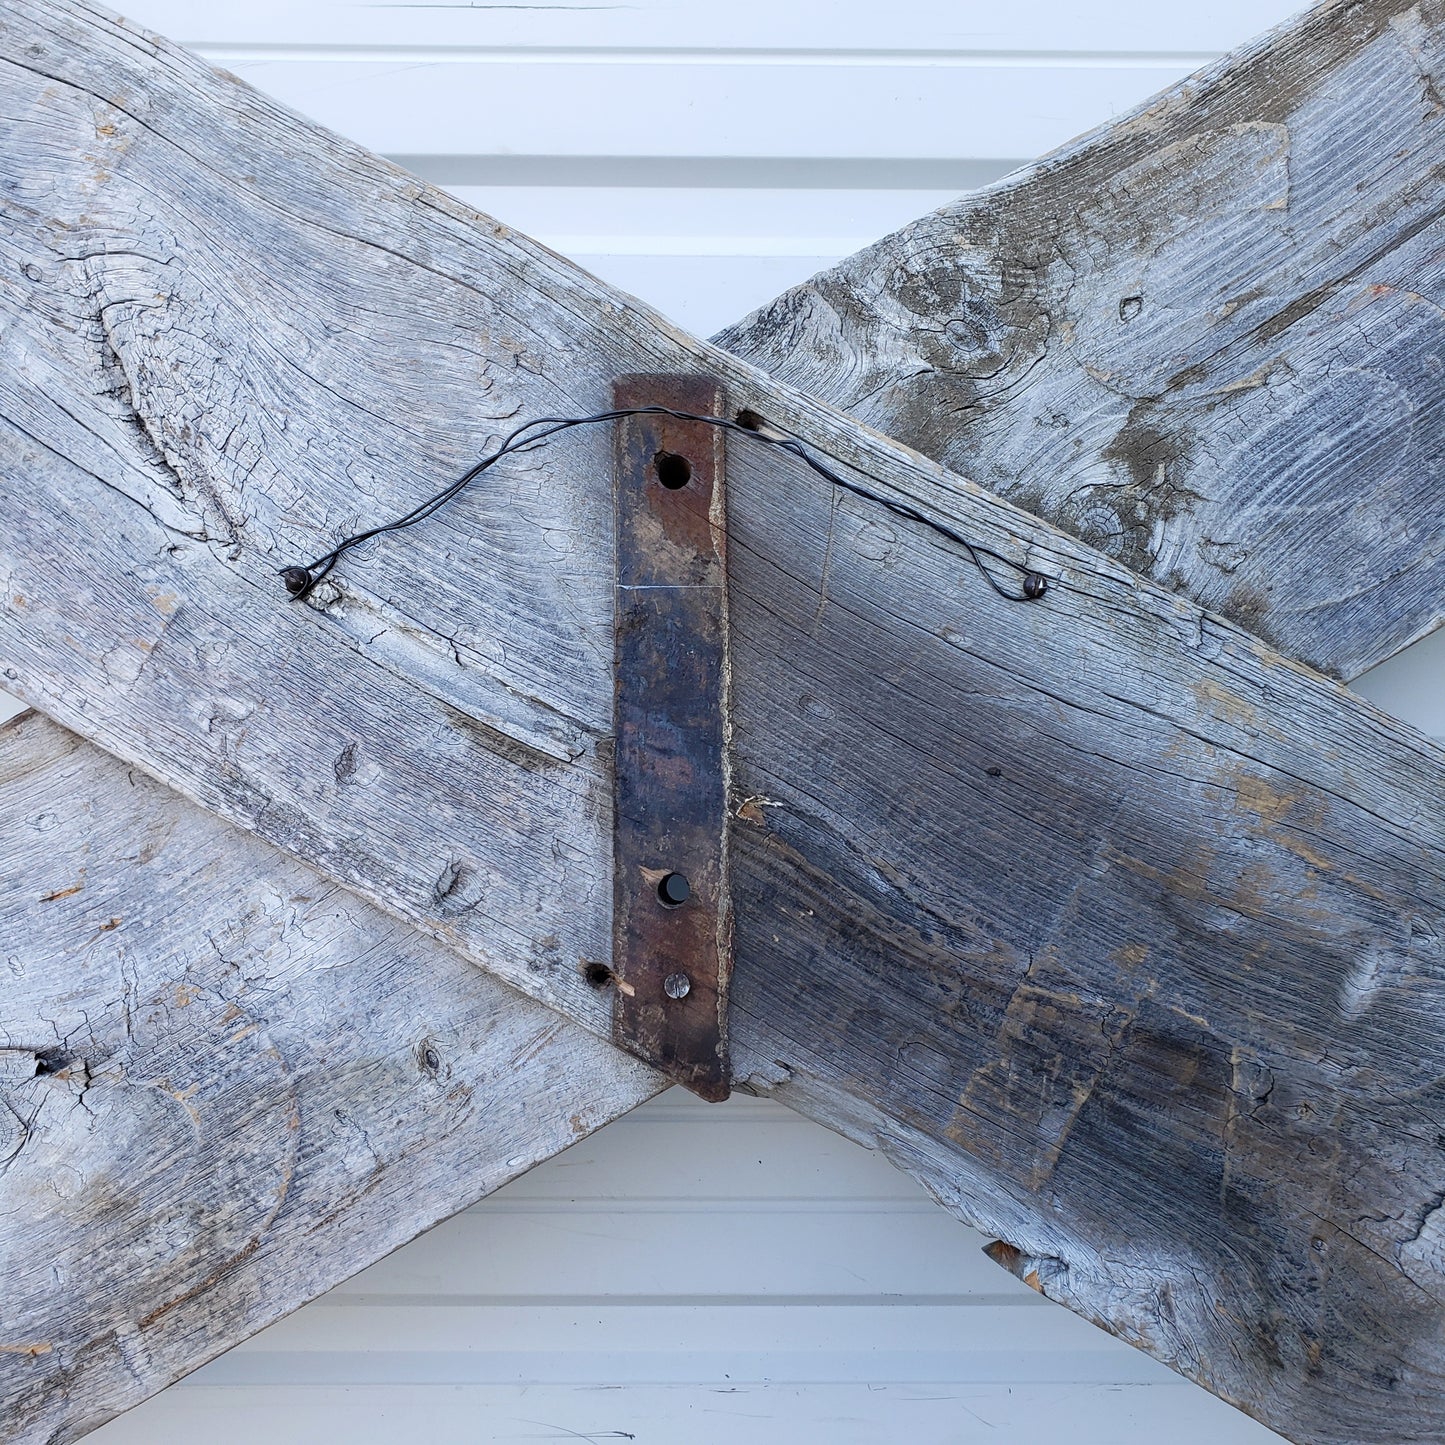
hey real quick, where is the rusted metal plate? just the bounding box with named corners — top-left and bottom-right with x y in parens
top-left (610, 374), bottom-right (731, 1101)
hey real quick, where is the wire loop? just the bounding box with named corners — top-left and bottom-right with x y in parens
top-left (278, 406), bottom-right (1048, 604)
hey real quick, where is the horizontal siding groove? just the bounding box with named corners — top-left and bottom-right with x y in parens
top-left (196, 44), bottom-right (1222, 66)
top-left (459, 1194), bottom-right (941, 1205)
top-left (527, 234), bottom-right (880, 255)
top-left (192, 1351), bottom-right (1175, 1388)
top-left (392, 156), bottom-right (1021, 187)
top-left (318, 1293), bottom-right (1050, 1308)
top-left (455, 1200), bottom-right (945, 1213)
top-left (194, 60), bottom-right (1198, 158)
top-left (224, 1303), bottom-right (1133, 1354)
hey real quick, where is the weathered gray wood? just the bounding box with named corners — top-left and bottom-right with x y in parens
top-left (718, 428), bottom-right (1445, 1445)
top-left (0, 708), bottom-right (661, 1445)
top-left (4, 3), bottom-right (1445, 1442)
top-left (716, 0), bottom-right (1445, 683)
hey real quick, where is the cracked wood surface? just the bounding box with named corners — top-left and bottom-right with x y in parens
top-left (3, 2), bottom-right (1445, 1442)
top-left (716, 0), bottom-right (1445, 683)
top-left (0, 709), bottom-right (661, 1445)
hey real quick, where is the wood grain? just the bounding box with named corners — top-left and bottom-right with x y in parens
top-left (718, 427), bottom-right (1445, 1445)
top-left (3, 2), bottom-right (1445, 1441)
top-left (0, 709), bottom-right (661, 1445)
top-left (716, 0), bottom-right (1445, 682)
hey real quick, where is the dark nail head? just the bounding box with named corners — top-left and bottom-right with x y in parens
top-left (280, 566), bottom-right (313, 598)
top-left (1022, 571), bottom-right (1048, 600)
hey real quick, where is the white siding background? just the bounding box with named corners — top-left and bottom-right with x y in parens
top-left (5, 0), bottom-right (1444, 1438)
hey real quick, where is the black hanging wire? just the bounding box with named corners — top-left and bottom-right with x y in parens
top-left (278, 406), bottom-right (1049, 604)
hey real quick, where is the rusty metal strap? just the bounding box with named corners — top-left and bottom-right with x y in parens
top-left (610, 374), bottom-right (732, 1101)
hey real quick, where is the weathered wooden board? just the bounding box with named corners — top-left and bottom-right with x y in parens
top-left (0, 708), bottom-right (661, 1445)
top-left (717, 429), bottom-right (1445, 1445)
top-left (716, 0), bottom-right (1445, 683)
top-left (3, 3), bottom-right (1445, 1442)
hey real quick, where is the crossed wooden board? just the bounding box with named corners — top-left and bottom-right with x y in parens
top-left (1, 0), bottom-right (1443, 1440)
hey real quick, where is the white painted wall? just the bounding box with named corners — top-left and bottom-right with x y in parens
top-left (82, 1090), bottom-right (1286, 1445)
top-left (6, 0), bottom-right (1442, 1438)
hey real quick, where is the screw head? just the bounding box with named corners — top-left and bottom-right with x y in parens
top-left (657, 871), bottom-right (691, 907)
top-left (663, 972), bottom-right (692, 999)
top-left (1022, 571), bottom-right (1048, 600)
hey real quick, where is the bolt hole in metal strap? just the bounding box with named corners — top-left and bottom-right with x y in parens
top-left (611, 375), bottom-right (732, 1101)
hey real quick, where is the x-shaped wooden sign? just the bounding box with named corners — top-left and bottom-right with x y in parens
top-left (1, 0), bottom-right (1442, 1440)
